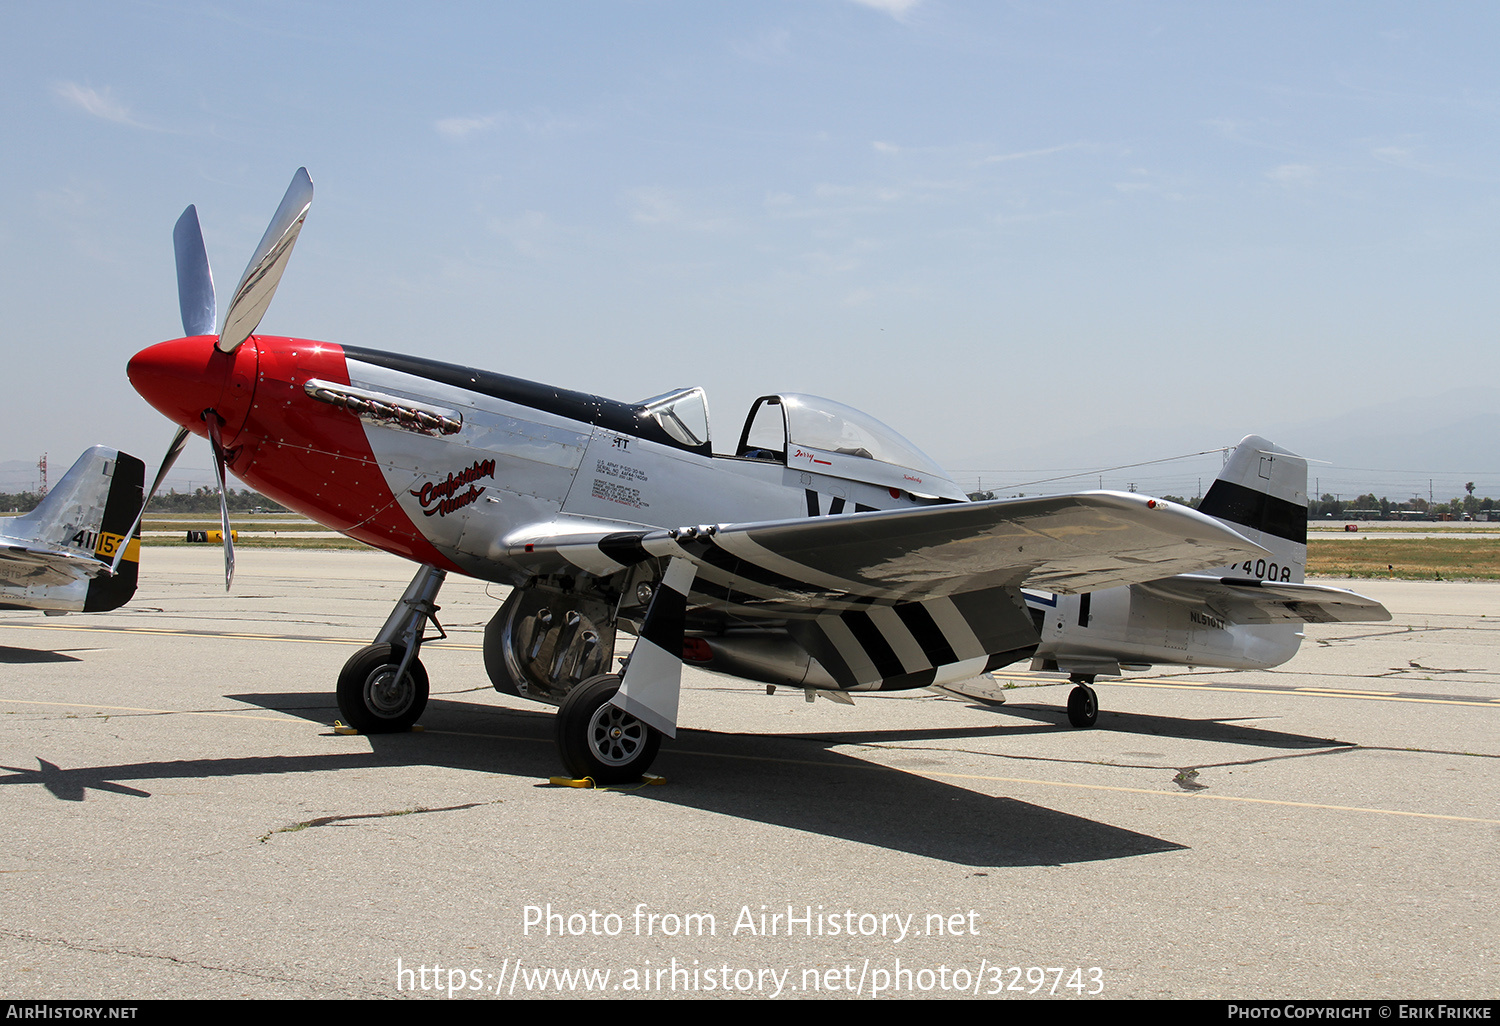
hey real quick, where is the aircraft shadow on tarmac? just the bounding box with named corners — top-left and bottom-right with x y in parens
top-left (3, 685), bottom-right (1360, 866)
top-left (0, 644), bottom-right (83, 664)
top-left (983, 698), bottom-right (1349, 750)
top-left (1, 685), bottom-right (1366, 868)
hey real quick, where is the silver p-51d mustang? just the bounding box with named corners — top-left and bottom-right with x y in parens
top-left (125, 169), bottom-right (1385, 781)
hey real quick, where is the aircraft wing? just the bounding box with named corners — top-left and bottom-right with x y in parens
top-left (506, 492), bottom-right (1269, 612)
top-left (0, 544), bottom-right (108, 588)
top-left (1135, 574), bottom-right (1392, 625)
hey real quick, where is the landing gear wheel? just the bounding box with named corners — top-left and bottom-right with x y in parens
top-left (555, 673), bottom-right (661, 784)
top-left (1067, 683), bottom-right (1099, 729)
top-left (336, 643), bottom-right (429, 733)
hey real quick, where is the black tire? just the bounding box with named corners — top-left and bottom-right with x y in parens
top-left (1067, 684), bottom-right (1099, 729)
top-left (336, 643), bottom-right (428, 733)
top-left (555, 673), bottom-right (661, 784)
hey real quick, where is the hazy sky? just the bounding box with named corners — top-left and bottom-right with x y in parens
top-left (3, 1), bottom-right (1497, 501)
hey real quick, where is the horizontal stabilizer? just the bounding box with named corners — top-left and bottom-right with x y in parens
top-left (0, 544), bottom-right (108, 586)
top-left (1135, 574), bottom-right (1391, 625)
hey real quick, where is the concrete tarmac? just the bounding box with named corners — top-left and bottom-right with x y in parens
top-left (1, 549), bottom-right (1496, 1000)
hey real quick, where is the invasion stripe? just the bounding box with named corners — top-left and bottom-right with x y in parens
top-left (707, 531), bottom-right (909, 602)
top-left (841, 611), bottom-right (907, 681)
top-left (638, 570), bottom-right (689, 652)
top-left (874, 666), bottom-right (939, 692)
top-left (922, 596), bottom-right (987, 661)
top-left (814, 617), bottom-right (882, 685)
top-left (865, 605), bottom-right (930, 673)
top-left (894, 602), bottom-right (960, 667)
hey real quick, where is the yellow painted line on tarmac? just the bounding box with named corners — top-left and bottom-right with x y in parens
top-left (1, 698), bottom-right (509, 730)
top-left (2, 622), bottom-right (232, 640)
top-left (914, 768), bottom-right (1500, 825)
top-left (988, 673), bottom-right (1499, 709)
top-left (0, 697), bottom-right (297, 722)
top-left (1108, 679), bottom-right (1500, 709)
top-left (664, 745), bottom-right (1500, 825)
top-left (0, 620), bottom-right (481, 650)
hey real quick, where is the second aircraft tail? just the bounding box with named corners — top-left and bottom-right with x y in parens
top-left (1, 447), bottom-right (145, 612)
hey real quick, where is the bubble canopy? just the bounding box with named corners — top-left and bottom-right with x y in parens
top-left (736, 393), bottom-right (966, 501)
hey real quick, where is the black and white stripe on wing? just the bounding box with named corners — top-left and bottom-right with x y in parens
top-left (787, 586), bottom-right (1039, 692)
top-left (549, 526), bottom-right (923, 613)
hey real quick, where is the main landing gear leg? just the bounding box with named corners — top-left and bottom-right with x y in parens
top-left (337, 564), bottom-right (447, 733)
top-left (1066, 673), bottom-right (1099, 729)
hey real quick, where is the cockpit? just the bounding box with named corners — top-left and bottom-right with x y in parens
top-left (636, 388), bottom-right (711, 450)
top-left (634, 387), bottom-right (965, 501)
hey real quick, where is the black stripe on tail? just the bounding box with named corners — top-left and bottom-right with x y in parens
top-left (1197, 479), bottom-right (1306, 545)
top-left (84, 453), bottom-right (146, 612)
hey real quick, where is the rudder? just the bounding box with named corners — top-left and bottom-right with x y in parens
top-left (84, 451), bottom-right (146, 611)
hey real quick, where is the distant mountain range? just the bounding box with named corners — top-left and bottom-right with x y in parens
top-left (944, 386), bottom-right (1500, 499)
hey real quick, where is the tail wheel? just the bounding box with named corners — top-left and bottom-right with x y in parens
top-left (1066, 684), bottom-right (1099, 729)
top-left (555, 674), bottom-right (661, 784)
top-left (337, 643), bottom-right (428, 733)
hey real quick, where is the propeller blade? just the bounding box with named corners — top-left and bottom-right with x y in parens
top-left (217, 167), bottom-right (314, 354)
top-left (205, 414), bottom-right (236, 591)
top-left (110, 425), bottom-right (190, 576)
top-left (173, 206), bottom-right (216, 337)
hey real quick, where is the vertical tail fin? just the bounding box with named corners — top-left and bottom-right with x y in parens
top-left (3, 447), bottom-right (145, 612)
top-left (83, 450), bottom-right (146, 611)
top-left (1195, 435), bottom-right (1307, 583)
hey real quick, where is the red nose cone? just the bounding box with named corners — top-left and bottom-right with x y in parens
top-left (128, 335), bottom-right (259, 443)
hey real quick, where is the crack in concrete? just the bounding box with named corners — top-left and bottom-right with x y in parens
top-left (258, 801), bottom-right (496, 843)
top-left (0, 926), bottom-right (379, 996)
top-left (867, 736), bottom-right (1499, 777)
top-left (1388, 661), bottom-right (1484, 675)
